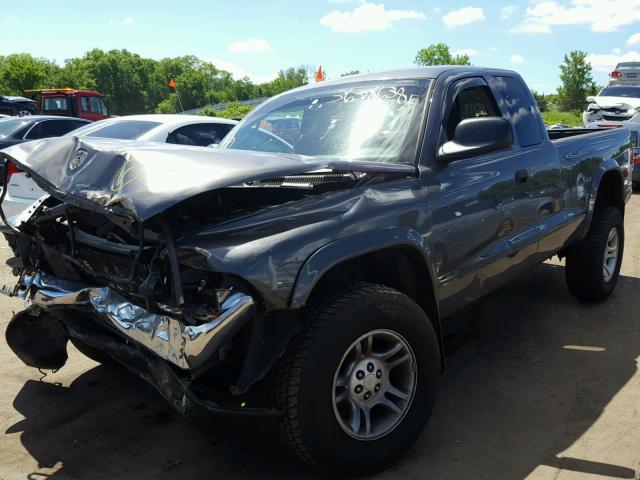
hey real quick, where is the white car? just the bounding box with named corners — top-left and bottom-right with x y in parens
top-left (583, 85), bottom-right (640, 125)
top-left (1, 114), bottom-right (237, 225)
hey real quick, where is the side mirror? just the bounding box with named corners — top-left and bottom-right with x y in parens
top-left (586, 96), bottom-right (595, 103)
top-left (439, 117), bottom-right (513, 161)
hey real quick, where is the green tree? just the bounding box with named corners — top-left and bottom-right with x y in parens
top-left (341, 70), bottom-right (361, 77)
top-left (414, 43), bottom-right (471, 66)
top-left (202, 102), bottom-right (253, 120)
top-left (0, 53), bottom-right (60, 94)
top-left (260, 66), bottom-right (309, 96)
top-left (532, 91), bottom-right (549, 112)
top-left (58, 49), bottom-right (159, 115)
top-left (557, 50), bottom-right (595, 111)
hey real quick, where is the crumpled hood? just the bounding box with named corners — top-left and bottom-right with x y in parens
top-left (590, 96), bottom-right (640, 110)
top-left (0, 136), bottom-right (413, 221)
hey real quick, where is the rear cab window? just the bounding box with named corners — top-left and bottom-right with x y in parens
top-left (491, 76), bottom-right (543, 147)
top-left (43, 97), bottom-right (69, 112)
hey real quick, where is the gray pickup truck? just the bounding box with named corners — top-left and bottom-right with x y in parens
top-left (1, 67), bottom-right (633, 475)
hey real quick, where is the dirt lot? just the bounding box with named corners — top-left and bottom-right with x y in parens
top-left (0, 197), bottom-right (639, 480)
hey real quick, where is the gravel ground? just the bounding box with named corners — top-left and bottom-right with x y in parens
top-left (0, 196), bottom-right (639, 480)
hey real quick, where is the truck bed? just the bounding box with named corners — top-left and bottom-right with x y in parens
top-left (547, 127), bottom-right (616, 140)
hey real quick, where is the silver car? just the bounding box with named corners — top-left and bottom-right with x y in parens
top-left (609, 62), bottom-right (640, 86)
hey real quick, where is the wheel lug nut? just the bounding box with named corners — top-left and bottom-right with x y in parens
top-left (376, 369), bottom-right (382, 378)
top-left (356, 370), bottom-right (365, 380)
top-left (354, 385), bottom-right (363, 394)
top-left (364, 391), bottom-right (372, 400)
top-left (375, 384), bottom-right (381, 392)
top-left (367, 362), bottom-right (374, 372)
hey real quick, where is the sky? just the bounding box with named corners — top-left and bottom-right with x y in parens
top-left (1, 0), bottom-right (640, 93)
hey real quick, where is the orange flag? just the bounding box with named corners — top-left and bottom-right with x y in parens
top-left (169, 79), bottom-right (176, 89)
top-left (315, 66), bottom-right (324, 82)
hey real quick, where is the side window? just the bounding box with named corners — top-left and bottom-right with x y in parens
top-left (90, 97), bottom-right (104, 114)
top-left (168, 124), bottom-right (230, 146)
top-left (80, 96), bottom-right (89, 112)
top-left (493, 76), bottom-right (543, 147)
top-left (445, 85), bottom-right (500, 140)
top-left (24, 122), bottom-right (42, 140)
top-left (35, 120), bottom-right (80, 138)
top-left (100, 98), bottom-right (108, 116)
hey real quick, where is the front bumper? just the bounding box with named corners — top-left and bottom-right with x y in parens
top-left (17, 271), bottom-right (256, 371)
top-left (6, 271), bottom-right (282, 424)
top-left (583, 110), bottom-right (635, 125)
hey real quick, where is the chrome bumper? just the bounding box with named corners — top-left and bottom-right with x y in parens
top-left (19, 271), bottom-right (255, 370)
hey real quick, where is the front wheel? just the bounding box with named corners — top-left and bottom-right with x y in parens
top-left (275, 283), bottom-right (441, 475)
top-left (565, 206), bottom-right (624, 301)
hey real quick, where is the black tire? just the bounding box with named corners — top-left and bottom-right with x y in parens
top-left (565, 206), bottom-right (624, 301)
top-left (70, 337), bottom-right (116, 366)
top-left (275, 283), bottom-right (441, 475)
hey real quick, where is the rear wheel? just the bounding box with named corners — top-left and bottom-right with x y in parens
top-left (565, 206), bottom-right (624, 301)
top-left (275, 283), bottom-right (441, 475)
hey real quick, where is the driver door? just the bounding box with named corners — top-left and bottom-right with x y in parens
top-left (431, 77), bottom-right (535, 315)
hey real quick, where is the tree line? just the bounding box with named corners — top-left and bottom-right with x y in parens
top-left (0, 50), bottom-right (309, 116)
top-left (0, 45), bottom-right (601, 124)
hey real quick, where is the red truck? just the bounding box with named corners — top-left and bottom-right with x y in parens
top-left (23, 88), bottom-right (109, 121)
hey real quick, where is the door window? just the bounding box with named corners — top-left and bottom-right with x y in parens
top-left (80, 96), bottom-right (89, 112)
top-left (168, 123), bottom-right (234, 146)
top-left (89, 96), bottom-right (104, 114)
top-left (445, 85), bottom-right (500, 140)
top-left (26, 120), bottom-right (83, 139)
top-left (493, 76), bottom-right (543, 147)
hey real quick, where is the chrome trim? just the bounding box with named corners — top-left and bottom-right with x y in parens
top-left (23, 271), bottom-right (255, 370)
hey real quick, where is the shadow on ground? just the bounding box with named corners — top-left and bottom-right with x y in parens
top-left (6, 263), bottom-right (640, 479)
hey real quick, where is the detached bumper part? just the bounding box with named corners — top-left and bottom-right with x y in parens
top-left (22, 271), bottom-right (255, 370)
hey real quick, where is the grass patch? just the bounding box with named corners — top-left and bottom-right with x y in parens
top-left (542, 110), bottom-right (583, 127)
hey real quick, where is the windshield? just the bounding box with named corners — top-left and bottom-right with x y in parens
top-left (68, 119), bottom-right (161, 140)
top-left (616, 62), bottom-right (640, 69)
top-left (0, 118), bottom-right (29, 137)
top-left (220, 79), bottom-right (431, 164)
top-left (599, 86), bottom-right (640, 98)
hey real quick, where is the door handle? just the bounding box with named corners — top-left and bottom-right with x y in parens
top-left (515, 170), bottom-right (529, 184)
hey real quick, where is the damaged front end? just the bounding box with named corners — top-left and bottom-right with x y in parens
top-left (3, 196), bottom-right (284, 421)
top-left (1, 136), bottom-right (412, 422)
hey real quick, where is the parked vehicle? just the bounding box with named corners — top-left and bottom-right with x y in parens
top-left (0, 96), bottom-right (38, 116)
top-left (585, 115), bottom-right (640, 189)
top-left (583, 85), bottom-right (640, 124)
top-left (609, 61), bottom-right (640, 86)
top-left (0, 115), bottom-right (89, 150)
top-left (67, 114), bottom-right (237, 145)
top-left (0, 67), bottom-right (632, 475)
top-left (1, 114), bottom-right (237, 225)
top-left (548, 123), bottom-right (570, 129)
top-left (23, 88), bottom-right (109, 121)
top-left (0, 116), bottom-right (90, 221)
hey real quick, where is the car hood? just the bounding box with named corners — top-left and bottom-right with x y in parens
top-left (0, 136), bottom-right (414, 221)
top-left (591, 96), bottom-right (640, 110)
